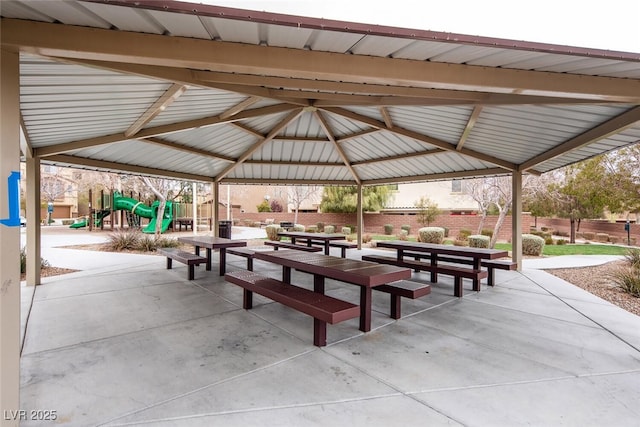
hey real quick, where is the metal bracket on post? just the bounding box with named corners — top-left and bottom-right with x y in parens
top-left (0, 171), bottom-right (21, 227)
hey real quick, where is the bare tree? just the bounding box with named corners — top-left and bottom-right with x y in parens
top-left (142, 177), bottom-right (171, 236)
top-left (466, 179), bottom-right (493, 233)
top-left (288, 185), bottom-right (322, 224)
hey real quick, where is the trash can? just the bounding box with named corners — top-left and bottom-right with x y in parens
top-left (218, 220), bottom-right (232, 238)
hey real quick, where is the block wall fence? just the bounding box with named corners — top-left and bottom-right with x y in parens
top-left (234, 211), bottom-right (533, 241)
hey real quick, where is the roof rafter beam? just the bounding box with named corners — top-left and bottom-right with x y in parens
top-left (243, 160), bottom-right (344, 167)
top-left (48, 57), bottom-right (308, 106)
top-left (352, 149), bottom-right (444, 166)
top-left (141, 137), bottom-right (235, 163)
top-left (36, 103), bottom-right (298, 157)
top-left (44, 155), bottom-right (211, 182)
top-left (124, 83), bottom-right (187, 138)
top-left (456, 106), bottom-right (483, 151)
top-left (520, 105), bottom-right (640, 171)
top-left (215, 108), bottom-right (305, 182)
top-left (20, 113), bottom-right (33, 159)
top-left (220, 177), bottom-right (355, 185)
top-left (220, 96), bottom-right (262, 119)
top-left (314, 110), bottom-right (362, 185)
top-left (363, 167), bottom-right (510, 185)
top-left (4, 19), bottom-right (638, 102)
top-left (323, 107), bottom-right (518, 171)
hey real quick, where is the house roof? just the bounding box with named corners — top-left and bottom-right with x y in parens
top-left (2, 0), bottom-right (640, 185)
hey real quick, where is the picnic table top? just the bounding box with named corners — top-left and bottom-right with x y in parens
top-left (253, 250), bottom-right (411, 287)
top-left (376, 240), bottom-right (509, 260)
top-left (177, 235), bottom-right (247, 248)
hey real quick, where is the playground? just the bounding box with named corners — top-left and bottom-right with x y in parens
top-left (68, 190), bottom-right (213, 234)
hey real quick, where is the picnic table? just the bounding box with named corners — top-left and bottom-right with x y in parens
top-left (278, 231), bottom-right (347, 255)
top-left (367, 241), bottom-right (509, 296)
top-left (253, 250), bottom-right (411, 332)
top-left (177, 235), bottom-right (246, 275)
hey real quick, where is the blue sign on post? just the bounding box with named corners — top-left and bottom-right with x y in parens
top-left (0, 171), bottom-right (21, 227)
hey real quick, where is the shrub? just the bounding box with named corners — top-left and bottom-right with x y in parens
top-left (582, 231), bottom-right (595, 241)
top-left (384, 224), bottom-right (393, 235)
top-left (306, 225), bottom-right (318, 233)
top-left (609, 267), bottom-right (640, 297)
top-left (556, 239), bottom-right (567, 245)
top-left (106, 229), bottom-right (140, 251)
top-left (441, 226), bottom-right (449, 238)
top-left (596, 233), bottom-right (609, 243)
top-left (480, 228), bottom-right (494, 238)
top-left (138, 234), bottom-right (158, 252)
top-left (256, 200), bottom-right (271, 212)
top-left (624, 248), bottom-right (640, 268)
top-left (545, 237), bottom-right (554, 246)
top-left (20, 247), bottom-right (50, 274)
top-left (341, 226), bottom-right (351, 235)
top-left (324, 225), bottom-right (335, 234)
top-left (522, 234), bottom-right (545, 256)
top-left (316, 222), bottom-right (324, 232)
top-left (453, 238), bottom-right (468, 247)
top-left (362, 234), bottom-right (372, 244)
top-left (292, 224), bottom-right (305, 232)
top-left (265, 224), bottom-right (282, 241)
top-left (468, 234), bottom-right (490, 248)
top-left (458, 229), bottom-right (472, 240)
top-left (401, 224), bottom-right (411, 234)
top-left (418, 227), bottom-right (445, 244)
top-left (397, 229), bottom-right (409, 241)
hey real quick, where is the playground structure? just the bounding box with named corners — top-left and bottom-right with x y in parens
top-left (70, 189), bottom-right (214, 233)
top-left (70, 191), bottom-right (173, 233)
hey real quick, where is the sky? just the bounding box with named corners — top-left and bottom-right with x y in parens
top-left (187, 0), bottom-right (640, 53)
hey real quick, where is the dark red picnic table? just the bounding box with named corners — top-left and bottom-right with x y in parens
top-left (253, 250), bottom-right (411, 332)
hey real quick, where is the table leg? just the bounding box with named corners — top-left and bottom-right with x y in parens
top-left (359, 287), bottom-right (373, 332)
top-left (324, 242), bottom-right (330, 255)
top-left (219, 248), bottom-right (226, 276)
top-left (430, 253), bottom-right (438, 283)
top-left (282, 266), bottom-right (291, 284)
top-left (206, 248), bottom-right (212, 271)
top-left (194, 245), bottom-right (200, 256)
top-left (313, 274), bottom-right (325, 293)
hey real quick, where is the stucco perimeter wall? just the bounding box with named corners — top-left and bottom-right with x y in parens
top-left (236, 212), bottom-right (533, 241)
top-left (539, 218), bottom-right (640, 243)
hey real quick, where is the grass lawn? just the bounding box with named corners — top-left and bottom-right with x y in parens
top-left (369, 236), bottom-right (631, 256)
top-left (495, 242), bottom-right (630, 256)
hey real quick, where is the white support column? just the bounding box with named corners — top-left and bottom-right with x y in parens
top-left (26, 156), bottom-right (41, 286)
top-left (0, 47), bottom-right (21, 426)
top-left (356, 184), bottom-right (363, 249)
top-left (213, 181), bottom-right (219, 237)
top-left (512, 170), bottom-right (523, 271)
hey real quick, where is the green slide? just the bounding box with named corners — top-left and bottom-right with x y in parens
top-left (70, 193), bottom-right (173, 233)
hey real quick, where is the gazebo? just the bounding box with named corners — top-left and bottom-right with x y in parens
top-left (1, 0), bottom-right (639, 413)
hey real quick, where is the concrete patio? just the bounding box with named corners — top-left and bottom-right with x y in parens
top-left (18, 228), bottom-right (640, 426)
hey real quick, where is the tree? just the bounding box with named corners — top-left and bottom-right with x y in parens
top-left (142, 177), bottom-right (172, 236)
top-left (548, 157), bottom-right (612, 243)
top-left (414, 196), bottom-right (440, 226)
top-left (288, 185), bottom-right (321, 224)
top-left (320, 185), bottom-right (393, 213)
top-left (466, 179), bottom-right (493, 233)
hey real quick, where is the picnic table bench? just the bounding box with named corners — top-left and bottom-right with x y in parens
top-left (362, 254), bottom-right (486, 297)
top-left (403, 251), bottom-right (517, 286)
top-left (294, 238), bottom-right (358, 258)
top-left (375, 280), bottom-right (432, 319)
top-left (156, 247), bottom-right (206, 280)
top-left (225, 271), bottom-right (360, 346)
top-left (264, 241), bottom-right (323, 252)
top-left (226, 246), bottom-right (274, 271)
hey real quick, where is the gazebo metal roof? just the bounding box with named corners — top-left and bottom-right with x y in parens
top-left (2, 0), bottom-right (640, 185)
